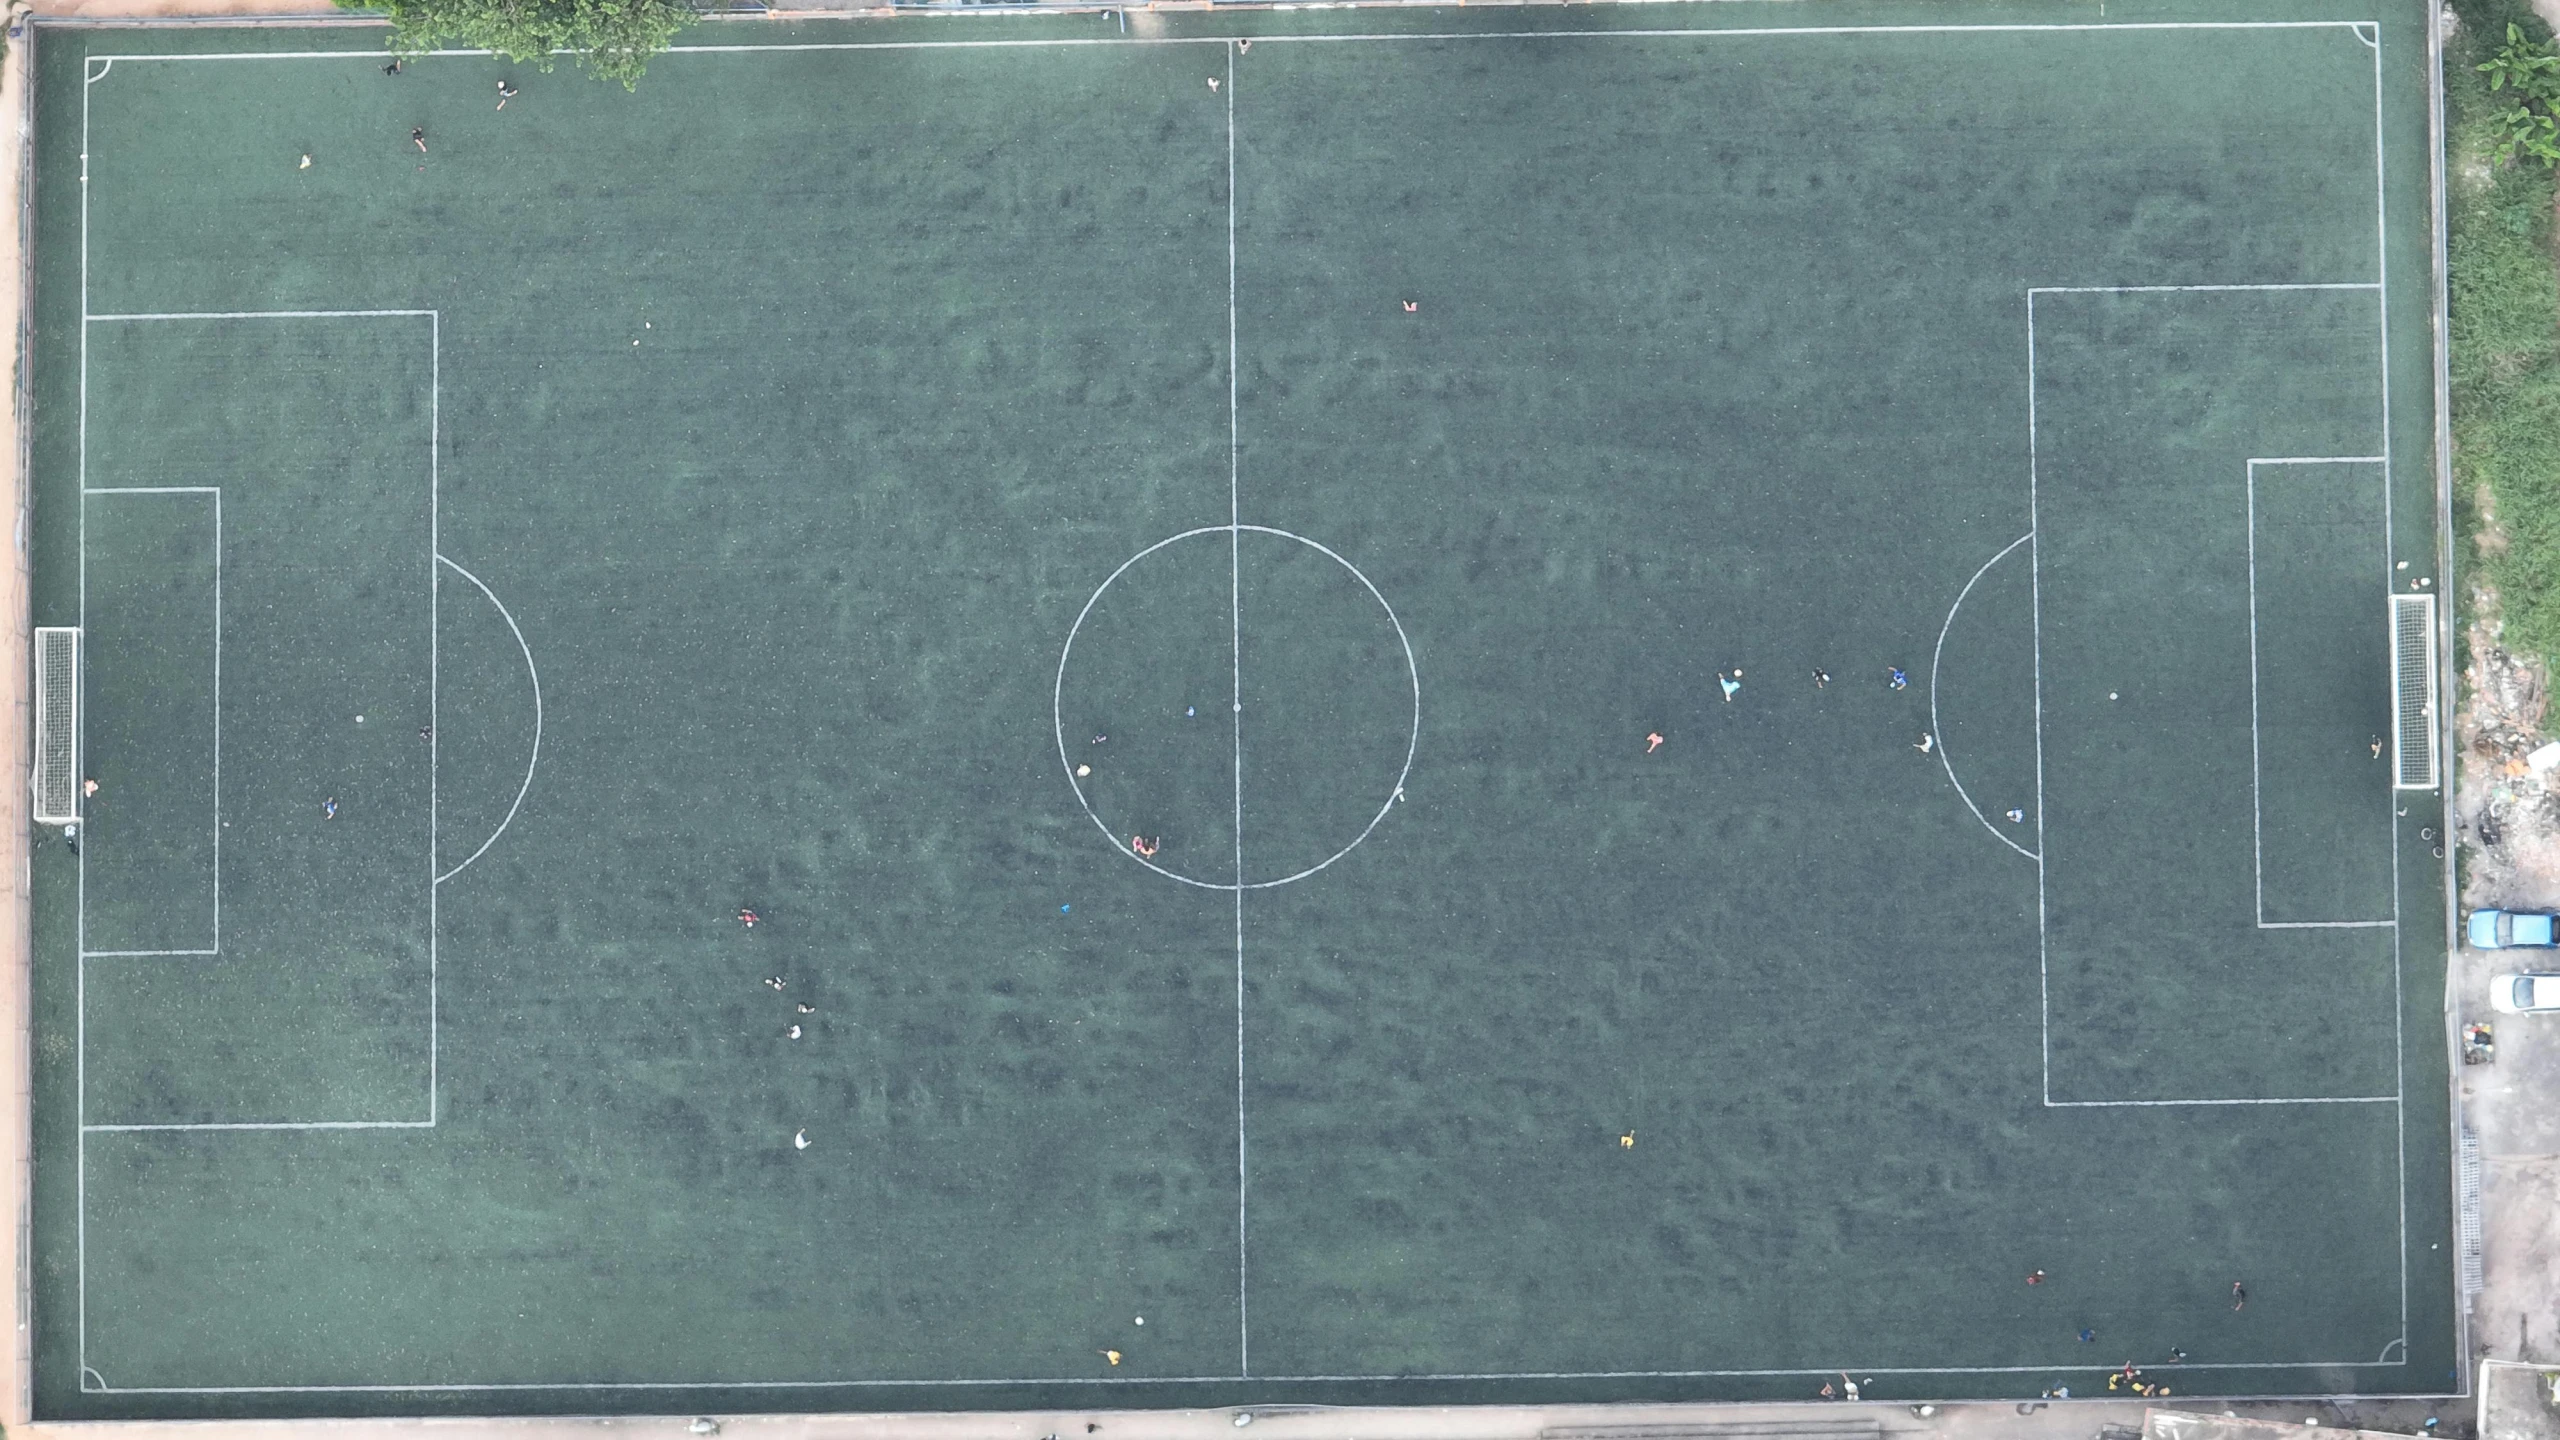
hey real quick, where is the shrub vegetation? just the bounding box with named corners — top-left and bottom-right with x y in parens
top-left (2451, 1), bottom-right (2560, 665)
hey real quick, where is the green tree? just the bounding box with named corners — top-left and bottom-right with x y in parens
top-left (352, 0), bottom-right (698, 88)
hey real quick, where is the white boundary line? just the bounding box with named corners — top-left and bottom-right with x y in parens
top-left (2029, 283), bottom-right (2381, 294)
top-left (2259, 922), bottom-right (2402, 930)
top-left (2246, 457), bottom-right (2395, 931)
top-left (85, 1117), bottom-right (432, 1133)
top-left (63, 17), bottom-right (2424, 1397)
top-left (75, 486), bottom-right (216, 959)
top-left (2045, 1094), bottom-right (2398, 1109)
top-left (88, 309), bottom-right (434, 322)
top-left (1927, 531), bottom-right (2037, 862)
top-left (78, 1357), bottom-right (2416, 1396)
top-left (2371, 21), bottom-right (2412, 1354)
top-left (430, 310), bottom-right (440, 1125)
top-left (430, 554), bottom-right (540, 887)
top-left (2026, 286), bottom-right (2048, 1112)
top-left (1224, 37), bottom-right (1251, 1380)
top-left (74, 50), bottom-right (89, 1375)
top-left (2428, 0), bottom-right (2463, 1378)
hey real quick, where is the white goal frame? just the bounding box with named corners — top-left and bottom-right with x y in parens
top-left (2391, 592), bottom-right (2437, 791)
top-left (32, 626), bottom-right (78, 826)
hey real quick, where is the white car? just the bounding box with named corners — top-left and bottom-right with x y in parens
top-left (2491, 974), bottom-right (2560, 1014)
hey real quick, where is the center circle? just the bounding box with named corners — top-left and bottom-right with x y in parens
top-left (1054, 525), bottom-right (1419, 890)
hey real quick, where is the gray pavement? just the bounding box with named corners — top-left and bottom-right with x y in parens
top-left (2478, 1362), bottom-right (2560, 1440)
top-left (2455, 854), bottom-right (2560, 1376)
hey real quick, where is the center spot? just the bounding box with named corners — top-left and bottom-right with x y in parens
top-left (1056, 527), bottom-right (1417, 890)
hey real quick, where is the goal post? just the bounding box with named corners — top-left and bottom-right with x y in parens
top-left (32, 626), bottom-right (78, 825)
top-left (2390, 593), bottom-right (2438, 792)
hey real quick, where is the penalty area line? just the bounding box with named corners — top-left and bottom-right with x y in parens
top-left (84, 1119), bottom-right (434, 1132)
top-left (2046, 1094), bottom-right (2399, 1108)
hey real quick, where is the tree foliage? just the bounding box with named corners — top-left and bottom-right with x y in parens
top-left (2481, 22), bottom-right (2560, 166)
top-left (353, 0), bottom-right (697, 88)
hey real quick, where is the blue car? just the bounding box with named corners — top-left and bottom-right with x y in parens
top-left (2469, 909), bottom-right (2560, 949)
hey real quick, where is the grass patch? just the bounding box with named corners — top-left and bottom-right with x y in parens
top-left (2452, 0), bottom-right (2560, 665)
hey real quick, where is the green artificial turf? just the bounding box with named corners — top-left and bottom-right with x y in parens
top-left (24, 0), bottom-right (2456, 1417)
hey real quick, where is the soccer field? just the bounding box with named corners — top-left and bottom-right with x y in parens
top-left (24, 0), bottom-right (2459, 1418)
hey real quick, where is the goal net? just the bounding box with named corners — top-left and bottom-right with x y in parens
top-left (32, 627), bottom-right (78, 825)
top-left (2390, 593), bottom-right (2437, 792)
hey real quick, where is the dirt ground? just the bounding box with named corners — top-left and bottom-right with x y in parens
top-left (2449, 475), bottom-right (2560, 1376)
top-left (2451, 516), bottom-right (2560, 909)
top-left (3, 0), bottom-right (36, 1428)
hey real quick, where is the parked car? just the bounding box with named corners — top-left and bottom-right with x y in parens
top-left (2468, 909), bottom-right (2559, 949)
top-left (2492, 974), bottom-right (2560, 1014)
